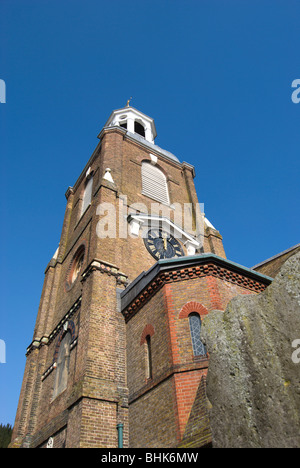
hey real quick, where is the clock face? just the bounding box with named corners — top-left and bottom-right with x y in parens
top-left (144, 229), bottom-right (184, 260)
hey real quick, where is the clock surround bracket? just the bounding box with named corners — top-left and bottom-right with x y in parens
top-left (127, 214), bottom-right (201, 256)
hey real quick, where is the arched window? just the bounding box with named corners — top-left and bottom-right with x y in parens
top-left (81, 176), bottom-right (93, 216)
top-left (189, 313), bottom-right (207, 357)
top-left (134, 120), bottom-right (145, 137)
top-left (66, 245), bottom-right (85, 290)
top-left (141, 162), bottom-right (169, 205)
top-left (53, 332), bottom-right (72, 398)
top-left (140, 324), bottom-right (155, 381)
top-left (71, 249), bottom-right (84, 283)
top-left (145, 335), bottom-right (153, 380)
top-left (120, 121), bottom-right (127, 129)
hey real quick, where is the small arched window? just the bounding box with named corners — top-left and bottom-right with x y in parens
top-left (141, 162), bottom-right (169, 205)
top-left (81, 176), bottom-right (93, 216)
top-left (66, 245), bottom-right (85, 290)
top-left (120, 121), bottom-right (127, 129)
top-left (70, 248), bottom-right (84, 284)
top-left (134, 120), bottom-right (145, 137)
top-left (145, 335), bottom-right (153, 380)
top-left (189, 313), bottom-right (207, 357)
top-left (53, 332), bottom-right (72, 398)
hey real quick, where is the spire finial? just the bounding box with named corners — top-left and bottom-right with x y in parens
top-left (126, 97), bottom-right (132, 107)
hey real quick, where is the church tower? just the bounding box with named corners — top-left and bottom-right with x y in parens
top-left (10, 105), bottom-right (271, 448)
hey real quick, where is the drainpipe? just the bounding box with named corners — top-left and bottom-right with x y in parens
top-left (117, 423), bottom-right (124, 448)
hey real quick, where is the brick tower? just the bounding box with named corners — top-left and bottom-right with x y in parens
top-left (10, 105), bottom-right (272, 448)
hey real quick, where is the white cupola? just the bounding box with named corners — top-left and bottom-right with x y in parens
top-left (104, 103), bottom-right (157, 144)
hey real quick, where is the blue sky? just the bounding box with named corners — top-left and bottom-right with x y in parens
top-left (0, 0), bottom-right (299, 426)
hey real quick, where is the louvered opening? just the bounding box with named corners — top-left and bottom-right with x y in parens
top-left (141, 162), bottom-right (170, 205)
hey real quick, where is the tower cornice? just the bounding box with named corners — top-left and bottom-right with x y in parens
top-left (120, 254), bottom-right (273, 322)
top-left (98, 125), bottom-right (195, 174)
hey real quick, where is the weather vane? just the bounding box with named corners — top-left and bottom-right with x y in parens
top-left (126, 97), bottom-right (133, 107)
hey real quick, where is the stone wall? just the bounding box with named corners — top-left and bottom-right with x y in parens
top-left (201, 252), bottom-right (300, 448)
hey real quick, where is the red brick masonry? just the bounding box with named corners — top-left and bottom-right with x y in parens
top-left (121, 254), bottom-right (272, 447)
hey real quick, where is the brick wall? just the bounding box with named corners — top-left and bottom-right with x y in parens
top-left (253, 245), bottom-right (300, 278)
top-left (124, 261), bottom-right (268, 448)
